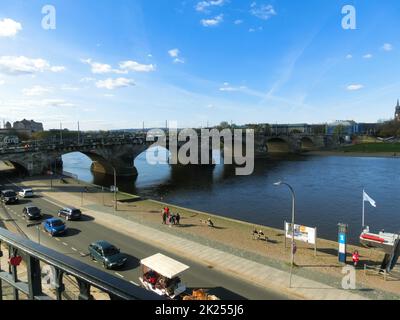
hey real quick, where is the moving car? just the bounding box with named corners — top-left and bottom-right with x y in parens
top-left (43, 218), bottom-right (66, 236)
top-left (139, 253), bottom-right (189, 299)
top-left (1, 190), bottom-right (19, 204)
top-left (88, 241), bottom-right (127, 269)
top-left (23, 206), bottom-right (42, 220)
top-left (58, 207), bottom-right (82, 221)
top-left (18, 188), bottom-right (34, 198)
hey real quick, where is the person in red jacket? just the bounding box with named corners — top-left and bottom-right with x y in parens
top-left (352, 250), bottom-right (360, 267)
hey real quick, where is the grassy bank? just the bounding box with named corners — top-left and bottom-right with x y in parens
top-left (340, 143), bottom-right (400, 153)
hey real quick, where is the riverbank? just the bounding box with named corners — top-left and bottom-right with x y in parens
top-left (306, 150), bottom-right (400, 158)
top-left (13, 175), bottom-right (400, 299)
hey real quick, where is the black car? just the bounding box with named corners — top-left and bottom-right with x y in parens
top-left (1, 190), bottom-right (19, 204)
top-left (57, 207), bottom-right (82, 221)
top-left (88, 241), bottom-right (127, 269)
top-left (23, 206), bottom-right (42, 220)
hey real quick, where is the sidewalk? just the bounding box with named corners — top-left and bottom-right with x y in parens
top-left (16, 178), bottom-right (387, 300)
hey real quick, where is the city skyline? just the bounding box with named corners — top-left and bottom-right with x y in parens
top-left (0, 0), bottom-right (400, 130)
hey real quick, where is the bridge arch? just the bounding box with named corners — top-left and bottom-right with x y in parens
top-left (1, 160), bottom-right (29, 176)
top-left (266, 138), bottom-right (290, 153)
top-left (300, 137), bottom-right (315, 151)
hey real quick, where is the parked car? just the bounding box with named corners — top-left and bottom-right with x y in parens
top-left (23, 206), bottom-right (42, 220)
top-left (1, 190), bottom-right (19, 204)
top-left (18, 188), bottom-right (34, 198)
top-left (57, 207), bottom-right (82, 221)
top-left (88, 241), bottom-right (127, 269)
top-left (43, 218), bottom-right (66, 236)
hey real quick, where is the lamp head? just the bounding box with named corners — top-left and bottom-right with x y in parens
top-left (274, 181), bottom-right (282, 186)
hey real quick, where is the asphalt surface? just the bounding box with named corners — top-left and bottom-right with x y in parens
top-left (0, 178), bottom-right (289, 300)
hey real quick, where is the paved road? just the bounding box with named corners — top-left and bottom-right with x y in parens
top-left (0, 179), bottom-right (288, 300)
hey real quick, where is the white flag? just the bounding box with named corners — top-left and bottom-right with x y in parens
top-left (363, 191), bottom-right (377, 208)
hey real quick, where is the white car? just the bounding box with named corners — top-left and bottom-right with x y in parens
top-left (18, 188), bottom-right (34, 198)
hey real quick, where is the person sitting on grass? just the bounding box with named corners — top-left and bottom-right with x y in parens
top-left (207, 218), bottom-right (214, 228)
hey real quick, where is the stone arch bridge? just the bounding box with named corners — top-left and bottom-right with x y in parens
top-left (0, 134), bottom-right (335, 177)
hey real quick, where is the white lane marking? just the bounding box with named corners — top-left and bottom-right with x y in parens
top-left (71, 247), bottom-right (77, 252)
top-left (55, 238), bottom-right (60, 242)
top-left (80, 252), bottom-right (86, 257)
top-left (62, 242), bottom-right (68, 246)
top-left (130, 281), bottom-right (139, 286)
top-left (93, 260), bottom-right (98, 263)
top-left (115, 272), bottom-right (124, 278)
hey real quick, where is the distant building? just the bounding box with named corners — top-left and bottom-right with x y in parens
top-left (5, 121), bottom-right (12, 129)
top-left (270, 123), bottom-right (313, 135)
top-left (395, 99), bottom-right (400, 122)
top-left (13, 119), bottom-right (43, 133)
top-left (326, 120), bottom-right (359, 136)
top-left (358, 123), bottom-right (378, 135)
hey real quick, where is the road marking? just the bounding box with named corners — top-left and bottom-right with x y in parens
top-left (62, 242), bottom-right (68, 246)
top-left (130, 281), bottom-right (139, 286)
top-left (93, 260), bottom-right (98, 263)
top-left (115, 272), bottom-right (124, 278)
top-left (80, 252), bottom-right (86, 257)
top-left (71, 247), bottom-right (77, 252)
top-left (55, 238), bottom-right (60, 242)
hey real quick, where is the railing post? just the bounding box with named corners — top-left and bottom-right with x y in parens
top-left (77, 279), bottom-right (94, 300)
top-left (26, 255), bottom-right (43, 299)
top-left (54, 268), bottom-right (65, 300)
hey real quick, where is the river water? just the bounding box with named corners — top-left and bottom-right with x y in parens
top-left (62, 150), bottom-right (400, 244)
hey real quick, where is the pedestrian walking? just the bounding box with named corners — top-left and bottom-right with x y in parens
top-left (162, 211), bottom-right (167, 224)
top-left (176, 213), bottom-right (181, 225)
top-left (352, 250), bottom-right (360, 267)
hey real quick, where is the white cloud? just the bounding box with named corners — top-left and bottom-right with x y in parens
top-left (41, 99), bottom-right (75, 107)
top-left (234, 20), bottom-right (243, 25)
top-left (347, 84), bottom-right (364, 91)
top-left (80, 77), bottom-right (96, 83)
top-left (250, 3), bottom-right (276, 20)
top-left (119, 61), bottom-right (156, 72)
top-left (0, 80), bottom-right (4, 86)
top-left (50, 66), bottom-right (66, 72)
top-left (81, 59), bottom-right (126, 74)
top-left (363, 54), bottom-right (373, 59)
top-left (201, 14), bottom-right (224, 27)
top-left (382, 43), bottom-right (393, 52)
top-left (195, 0), bottom-right (225, 12)
top-left (168, 49), bottom-right (180, 58)
top-left (22, 85), bottom-right (52, 96)
top-left (95, 78), bottom-right (135, 90)
top-left (0, 56), bottom-right (66, 75)
top-left (219, 83), bottom-right (247, 92)
top-left (346, 54), bottom-right (353, 59)
top-left (168, 49), bottom-right (185, 64)
top-left (0, 18), bottom-right (22, 37)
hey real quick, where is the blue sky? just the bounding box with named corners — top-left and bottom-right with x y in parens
top-left (0, 0), bottom-right (400, 130)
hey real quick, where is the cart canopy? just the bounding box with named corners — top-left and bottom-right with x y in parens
top-left (140, 253), bottom-right (189, 279)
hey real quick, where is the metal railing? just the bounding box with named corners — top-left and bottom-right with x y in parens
top-left (0, 227), bottom-right (162, 300)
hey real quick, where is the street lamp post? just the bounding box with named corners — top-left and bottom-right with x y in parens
top-left (274, 181), bottom-right (296, 288)
top-left (113, 166), bottom-right (117, 211)
top-left (93, 161), bottom-right (117, 211)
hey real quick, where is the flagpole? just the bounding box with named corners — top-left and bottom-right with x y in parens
top-left (362, 189), bottom-right (365, 228)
